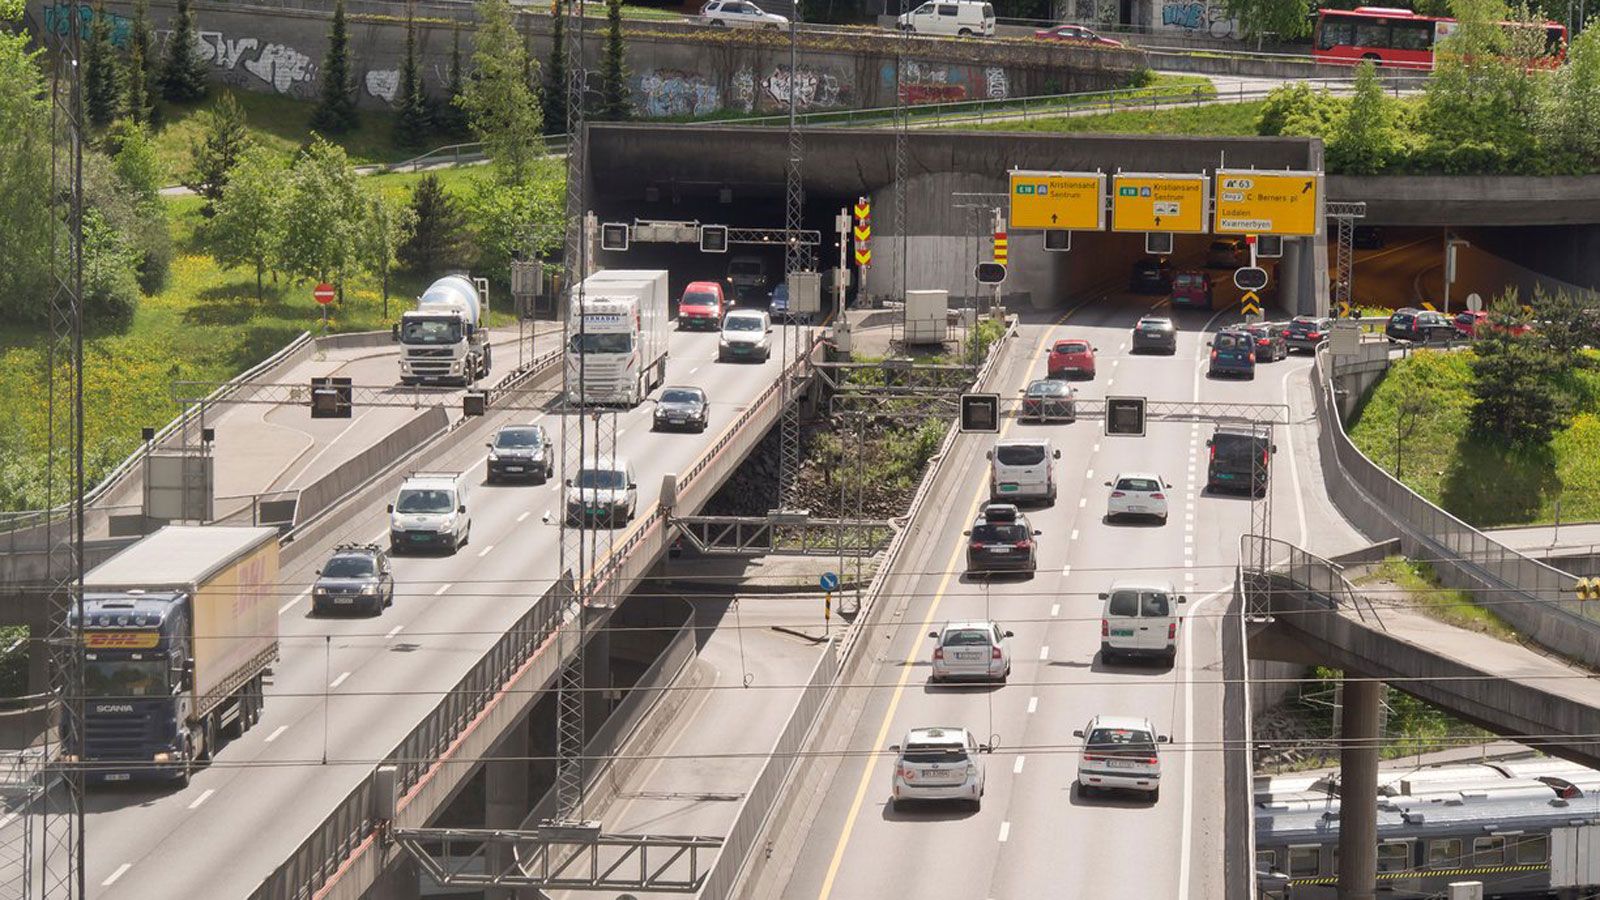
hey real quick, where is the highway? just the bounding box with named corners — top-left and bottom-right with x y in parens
top-left (763, 289), bottom-right (1368, 899)
top-left (82, 323), bottom-right (801, 899)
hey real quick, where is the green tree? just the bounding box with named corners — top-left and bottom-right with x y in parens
top-left (0, 27), bottom-right (51, 322)
top-left (107, 120), bottom-right (162, 204)
top-left (1222, 0), bottom-right (1311, 41)
top-left (159, 0), bottom-right (209, 103)
top-left (435, 23), bottom-right (470, 138)
top-left (1416, 0), bottom-right (1541, 173)
top-left (400, 173), bottom-right (471, 275)
top-left (85, 1), bottom-right (121, 128)
top-left (276, 138), bottom-right (368, 302)
top-left (1469, 296), bottom-right (1570, 446)
top-left (95, 126), bottom-right (170, 293)
top-left (457, 0), bottom-right (544, 181)
top-left (394, 4), bottom-right (432, 149)
top-left (181, 91), bottom-right (252, 215)
top-left (310, 0), bottom-right (360, 134)
top-left (121, 0), bottom-right (156, 125)
top-left (1325, 61), bottom-right (1400, 174)
top-left (206, 145), bottom-right (288, 300)
top-left (362, 190), bottom-right (416, 319)
top-left (464, 160), bottom-right (564, 282)
top-left (1529, 286), bottom-right (1600, 364)
top-left (544, 0), bottom-right (568, 135)
top-left (599, 0), bottom-right (630, 120)
top-left (1535, 25), bottom-right (1600, 173)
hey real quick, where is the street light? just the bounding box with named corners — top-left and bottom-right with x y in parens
top-left (1443, 236), bottom-right (1469, 315)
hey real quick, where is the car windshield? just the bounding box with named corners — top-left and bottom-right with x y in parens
top-left (724, 316), bottom-right (763, 332)
top-left (495, 428), bottom-right (542, 448)
top-left (569, 332), bottom-right (633, 354)
top-left (1215, 333), bottom-right (1250, 351)
top-left (1055, 341), bottom-right (1088, 354)
top-left (1175, 273), bottom-right (1204, 287)
top-left (994, 444), bottom-right (1046, 466)
top-left (400, 318), bottom-right (462, 345)
top-left (396, 489), bottom-right (454, 513)
top-left (682, 291), bottom-right (718, 308)
top-left (942, 629), bottom-right (993, 646)
top-left (1086, 727), bottom-right (1158, 756)
top-left (729, 260), bottom-right (764, 276)
top-left (903, 741), bottom-right (968, 764)
top-left (83, 659), bottom-right (169, 698)
top-left (1213, 433), bottom-right (1268, 466)
top-left (323, 556), bottom-right (375, 578)
top-left (660, 389), bottom-right (702, 404)
top-left (1116, 477), bottom-right (1160, 492)
top-left (1026, 381), bottom-right (1066, 397)
top-left (576, 469), bottom-right (627, 489)
top-left (972, 523), bottom-right (1027, 542)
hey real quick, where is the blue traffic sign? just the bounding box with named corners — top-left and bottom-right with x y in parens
top-left (820, 571), bottom-right (840, 592)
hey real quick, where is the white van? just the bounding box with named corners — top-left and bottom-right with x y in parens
top-left (388, 472), bottom-right (471, 554)
top-left (987, 438), bottom-right (1060, 505)
top-left (1098, 580), bottom-right (1186, 664)
top-left (897, 0), bottom-right (995, 36)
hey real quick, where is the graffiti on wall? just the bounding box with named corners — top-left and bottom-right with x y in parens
top-left (762, 65), bottom-right (846, 110)
top-left (239, 44), bottom-right (317, 95)
top-left (635, 69), bottom-right (721, 118)
top-left (885, 60), bottom-right (1007, 105)
top-left (41, 2), bottom-right (132, 45)
top-left (984, 66), bottom-right (1008, 100)
top-left (149, 24), bottom-right (319, 97)
top-left (731, 67), bottom-right (756, 113)
top-left (1158, 0), bottom-right (1239, 37)
top-left (365, 69), bottom-right (401, 103)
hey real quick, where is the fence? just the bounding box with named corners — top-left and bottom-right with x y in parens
top-left (697, 638), bottom-right (836, 900)
top-left (1311, 344), bottom-right (1599, 664)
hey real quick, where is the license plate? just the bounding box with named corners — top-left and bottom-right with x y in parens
top-left (410, 534), bottom-right (428, 542)
top-left (588, 506), bottom-right (604, 514)
top-left (1107, 759), bottom-right (1142, 769)
top-left (1111, 629), bottom-right (1135, 636)
top-left (999, 484), bottom-right (1018, 493)
top-left (505, 465), bottom-right (523, 472)
top-left (956, 651), bottom-right (981, 661)
top-left (1128, 505), bottom-right (1146, 513)
top-left (988, 547), bottom-right (1011, 554)
top-left (334, 597), bottom-right (354, 605)
top-left (669, 417), bottom-right (685, 423)
top-left (1218, 473), bottom-right (1235, 480)
top-left (104, 773), bottom-right (130, 782)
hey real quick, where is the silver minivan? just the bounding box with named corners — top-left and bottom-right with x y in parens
top-left (1099, 580), bottom-right (1185, 664)
top-left (987, 438), bottom-right (1060, 505)
top-left (564, 456), bottom-right (639, 527)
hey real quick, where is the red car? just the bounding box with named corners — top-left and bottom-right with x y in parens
top-left (1169, 270), bottom-right (1214, 310)
top-left (1048, 338), bottom-right (1097, 379)
top-left (1452, 310), bottom-right (1532, 339)
top-left (678, 281), bottom-right (725, 331)
top-left (1033, 24), bottom-right (1124, 46)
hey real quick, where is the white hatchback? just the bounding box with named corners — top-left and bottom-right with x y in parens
top-left (890, 726), bottom-right (989, 811)
top-left (1075, 714), bottom-right (1169, 801)
top-left (700, 0), bottom-right (789, 29)
top-left (929, 621), bottom-right (1013, 683)
top-left (1105, 472), bottom-right (1171, 523)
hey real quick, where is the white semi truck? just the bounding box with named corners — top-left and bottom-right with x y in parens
top-left (565, 269), bottom-right (670, 407)
top-left (395, 275), bottom-right (492, 387)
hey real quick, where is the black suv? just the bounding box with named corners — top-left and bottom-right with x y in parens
top-left (1205, 426), bottom-right (1276, 497)
top-left (313, 544), bottom-right (394, 616)
top-left (1129, 257), bottom-right (1174, 294)
top-left (1131, 316), bottom-right (1178, 354)
top-left (1283, 316), bottom-right (1333, 354)
top-left (1385, 308), bottom-right (1455, 344)
top-left (486, 423), bottom-right (553, 484)
top-left (964, 504), bottom-right (1040, 576)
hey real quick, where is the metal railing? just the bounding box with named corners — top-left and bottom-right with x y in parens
top-left (698, 637), bottom-right (836, 899)
top-left (1240, 534), bottom-right (1379, 625)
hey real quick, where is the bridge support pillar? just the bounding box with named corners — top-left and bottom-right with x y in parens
top-left (486, 719), bottom-right (537, 900)
top-left (1338, 676), bottom-right (1381, 900)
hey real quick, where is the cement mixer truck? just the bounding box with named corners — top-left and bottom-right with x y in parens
top-left (395, 275), bottom-right (492, 387)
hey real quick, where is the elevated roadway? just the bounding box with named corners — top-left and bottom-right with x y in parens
top-left (80, 324), bottom-right (802, 899)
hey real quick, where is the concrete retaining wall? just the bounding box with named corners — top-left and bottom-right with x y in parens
top-left (292, 405), bottom-right (449, 529)
top-left (1329, 175), bottom-right (1600, 227)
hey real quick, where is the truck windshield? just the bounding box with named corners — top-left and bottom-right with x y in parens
top-left (395, 489), bottom-right (455, 513)
top-left (576, 469), bottom-right (628, 489)
top-left (400, 318), bottom-right (462, 345)
top-left (83, 659), bottom-right (169, 698)
top-left (569, 333), bottom-right (633, 354)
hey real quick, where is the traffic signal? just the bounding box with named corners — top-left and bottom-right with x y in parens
top-left (700, 224), bottom-right (729, 253)
top-left (463, 391), bottom-right (487, 417)
top-left (1104, 396), bottom-right (1146, 437)
top-left (960, 393), bottom-right (1001, 433)
top-left (310, 377), bottom-right (352, 419)
top-left (974, 262), bottom-right (1007, 285)
top-left (1257, 234), bottom-right (1284, 258)
top-left (1043, 229), bottom-right (1071, 252)
top-left (600, 222), bottom-right (630, 252)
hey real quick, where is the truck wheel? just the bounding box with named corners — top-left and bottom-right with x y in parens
top-left (202, 714), bottom-right (219, 762)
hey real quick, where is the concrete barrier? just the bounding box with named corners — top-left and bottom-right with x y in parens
top-left (292, 406), bottom-right (450, 530)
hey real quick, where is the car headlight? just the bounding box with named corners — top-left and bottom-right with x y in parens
top-left (360, 585), bottom-right (378, 595)
top-left (719, 338), bottom-right (730, 348)
top-left (314, 587), bottom-right (328, 596)
top-left (487, 451), bottom-right (499, 461)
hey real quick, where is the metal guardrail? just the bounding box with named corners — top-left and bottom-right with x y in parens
top-left (1240, 534), bottom-right (1382, 626)
top-left (698, 637), bottom-right (835, 899)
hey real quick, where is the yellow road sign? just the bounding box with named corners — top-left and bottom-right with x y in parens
top-left (1009, 170), bottom-right (1105, 231)
top-left (1420, 300), bottom-right (1436, 311)
top-left (1240, 290), bottom-right (1262, 317)
top-left (1111, 174), bottom-right (1208, 234)
top-left (1214, 170), bottom-right (1321, 237)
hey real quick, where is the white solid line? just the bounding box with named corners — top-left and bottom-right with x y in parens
top-left (329, 671), bottom-right (351, 689)
top-left (280, 588), bottom-right (310, 616)
top-left (385, 625), bottom-right (403, 640)
top-left (1078, 497), bottom-right (1087, 509)
top-left (477, 543), bottom-right (495, 558)
top-left (265, 725), bottom-right (289, 743)
top-left (998, 821), bottom-right (1012, 843)
top-left (1013, 756), bottom-right (1026, 774)
top-left (1039, 646), bottom-right (1049, 661)
top-left (434, 583), bottom-right (452, 596)
top-left (102, 863), bottom-right (132, 887)
top-left (517, 511), bottom-right (531, 523)
top-left (187, 788), bottom-right (215, 810)
top-left (1027, 696), bottom-right (1039, 714)
top-left (1050, 603), bottom-right (1060, 617)
top-left (1070, 529), bottom-right (1079, 541)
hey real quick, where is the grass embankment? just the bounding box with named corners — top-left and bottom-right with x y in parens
top-left (1355, 556), bottom-right (1517, 639)
top-left (1345, 349), bottom-right (1600, 527)
top-left (0, 167), bottom-right (490, 510)
top-left (958, 98), bottom-right (1263, 136)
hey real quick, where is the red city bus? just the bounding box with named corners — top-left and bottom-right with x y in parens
top-left (1312, 6), bottom-right (1566, 69)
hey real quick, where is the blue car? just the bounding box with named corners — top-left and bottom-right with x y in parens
top-left (1208, 330), bottom-right (1256, 379)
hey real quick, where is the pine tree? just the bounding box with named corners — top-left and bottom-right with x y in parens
top-left (435, 22), bottom-right (469, 138)
top-left (84, 1), bottom-right (121, 128)
top-left (122, 0), bottom-right (156, 125)
top-left (457, 0), bottom-right (543, 180)
top-left (310, 0), bottom-right (359, 134)
top-left (159, 0), bottom-right (209, 103)
top-left (399, 173), bottom-right (468, 275)
top-left (182, 91), bottom-right (252, 215)
top-left (393, 3), bottom-right (432, 148)
top-left (543, 0), bottom-right (568, 135)
top-left (600, 0), bottom-right (630, 120)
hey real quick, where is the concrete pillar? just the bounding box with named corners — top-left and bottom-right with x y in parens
top-left (485, 719), bottom-right (536, 900)
top-left (370, 854), bottom-right (422, 900)
top-left (1338, 677), bottom-right (1381, 900)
